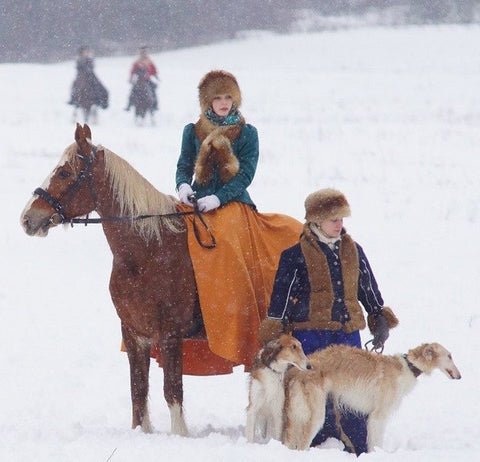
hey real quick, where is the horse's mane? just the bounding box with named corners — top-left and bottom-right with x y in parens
top-left (66, 143), bottom-right (184, 242)
top-left (102, 147), bottom-right (184, 241)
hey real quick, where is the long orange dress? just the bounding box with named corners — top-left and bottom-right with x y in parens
top-left (154, 202), bottom-right (302, 375)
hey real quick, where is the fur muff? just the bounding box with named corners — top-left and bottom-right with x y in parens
top-left (367, 306), bottom-right (399, 334)
top-left (198, 70), bottom-right (242, 112)
top-left (193, 118), bottom-right (242, 185)
top-left (258, 318), bottom-right (285, 344)
top-left (304, 188), bottom-right (351, 223)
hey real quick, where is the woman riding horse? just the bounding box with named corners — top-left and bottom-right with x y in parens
top-left (175, 70), bottom-right (303, 368)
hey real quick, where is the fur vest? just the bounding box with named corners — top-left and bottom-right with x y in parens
top-left (296, 224), bottom-right (367, 333)
top-left (193, 114), bottom-right (245, 185)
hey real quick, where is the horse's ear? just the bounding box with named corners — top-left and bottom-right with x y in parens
top-left (83, 124), bottom-right (92, 142)
top-left (74, 122), bottom-right (83, 143)
top-left (74, 123), bottom-right (90, 154)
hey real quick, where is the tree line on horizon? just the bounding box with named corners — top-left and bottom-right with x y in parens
top-left (1, 0), bottom-right (478, 63)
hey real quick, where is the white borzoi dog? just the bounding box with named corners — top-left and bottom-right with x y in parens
top-left (284, 342), bottom-right (461, 452)
top-left (246, 334), bottom-right (311, 443)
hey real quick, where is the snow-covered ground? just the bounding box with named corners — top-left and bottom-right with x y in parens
top-left (1, 25), bottom-right (479, 461)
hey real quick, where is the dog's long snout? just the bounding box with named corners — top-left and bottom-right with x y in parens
top-left (447, 368), bottom-right (461, 380)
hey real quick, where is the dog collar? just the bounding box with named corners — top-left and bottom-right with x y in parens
top-left (265, 364), bottom-right (284, 375)
top-left (403, 354), bottom-right (423, 378)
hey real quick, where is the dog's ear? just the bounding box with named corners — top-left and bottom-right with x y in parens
top-left (422, 344), bottom-right (436, 361)
top-left (261, 338), bottom-right (282, 366)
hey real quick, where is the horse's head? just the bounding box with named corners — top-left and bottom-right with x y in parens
top-left (21, 123), bottom-right (99, 237)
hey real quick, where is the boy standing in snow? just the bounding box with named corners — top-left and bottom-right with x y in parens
top-left (259, 188), bottom-right (399, 455)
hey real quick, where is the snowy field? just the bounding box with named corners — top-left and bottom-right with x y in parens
top-left (1, 25), bottom-right (479, 461)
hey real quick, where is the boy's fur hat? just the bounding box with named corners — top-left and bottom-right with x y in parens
top-left (304, 188), bottom-right (351, 223)
top-left (198, 70), bottom-right (242, 111)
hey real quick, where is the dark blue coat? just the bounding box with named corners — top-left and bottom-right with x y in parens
top-left (267, 238), bottom-right (384, 327)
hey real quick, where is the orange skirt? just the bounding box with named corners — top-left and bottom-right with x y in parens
top-left (177, 202), bottom-right (302, 369)
top-left (129, 202), bottom-right (302, 375)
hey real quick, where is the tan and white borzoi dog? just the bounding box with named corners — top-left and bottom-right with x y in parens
top-left (246, 334), bottom-right (311, 443)
top-left (284, 342), bottom-right (461, 452)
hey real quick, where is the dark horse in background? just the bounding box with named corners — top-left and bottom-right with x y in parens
top-left (128, 67), bottom-right (157, 125)
top-left (70, 70), bottom-right (109, 124)
top-left (21, 124), bottom-right (194, 435)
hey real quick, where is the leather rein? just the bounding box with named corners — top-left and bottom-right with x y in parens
top-left (32, 146), bottom-right (216, 249)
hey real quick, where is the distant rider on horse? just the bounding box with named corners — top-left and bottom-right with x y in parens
top-left (125, 45), bottom-right (159, 112)
top-left (68, 46), bottom-right (109, 109)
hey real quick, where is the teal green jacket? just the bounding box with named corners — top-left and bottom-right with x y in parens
top-left (175, 123), bottom-right (258, 207)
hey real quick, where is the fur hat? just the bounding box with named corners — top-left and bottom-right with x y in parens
top-left (198, 70), bottom-right (242, 112)
top-left (304, 188), bottom-right (351, 223)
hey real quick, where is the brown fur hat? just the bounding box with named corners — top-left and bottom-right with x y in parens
top-left (198, 70), bottom-right (242, 112)
top-left (304, 188), bottom-right (351, 223)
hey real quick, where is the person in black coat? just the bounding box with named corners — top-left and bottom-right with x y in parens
top-left (68, 46), bottom-right (108, 109)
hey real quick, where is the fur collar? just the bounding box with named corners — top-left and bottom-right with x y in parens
top-left (193, 114), bottom-right (245, 185)
top-left (309, 223), bottom-right (341, 249)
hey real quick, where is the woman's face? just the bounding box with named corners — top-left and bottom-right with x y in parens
top-left (211, 94), bottom-right (233, 116)
top-left (319, 217), bottom-right (343, 238)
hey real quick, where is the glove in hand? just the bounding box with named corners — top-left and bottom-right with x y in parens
top-left (372, 313), bottom-right (389, 350)
top-left (197, 195), bottom-right (220, 212)
top-left (178, 183), bottom-right (194, 206)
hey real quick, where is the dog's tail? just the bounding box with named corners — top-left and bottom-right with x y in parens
top-left (333, 405), bottom-right (356, 454)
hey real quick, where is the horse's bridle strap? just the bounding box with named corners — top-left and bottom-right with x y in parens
top-left (33, 187), bottom-right (65, 216)
top-left (33, 145), bottom-right (216, 249)
top-left (33, 148), bottom-right (97, 223)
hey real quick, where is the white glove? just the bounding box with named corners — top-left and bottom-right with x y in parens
top-left (197, 195), bottom-right (220, 212)
top-left (178, 183), bottom-right (194, 206)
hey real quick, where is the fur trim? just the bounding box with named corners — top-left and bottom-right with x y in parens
top-left (258, 318), bottom-right (285, 345)
top-left (381, 306), bottom-right (399, 328)
top-left (367, 306), bottom-right (399, 333)
top-left (193, 115), bottom-right (243, 185)
top-left (304, 188), bottom-right (351, 223)
top-left (198, 70), bottom-right (242, 112)
top-left (297, 225), bottom-right (366, 333)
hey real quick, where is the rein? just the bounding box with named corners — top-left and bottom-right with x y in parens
top-left (32, 146), bottom-right (216, 249)
top-left (364, 338), bottom-right (384, 354)
top-left (68, 209), bottom-right (216, 249)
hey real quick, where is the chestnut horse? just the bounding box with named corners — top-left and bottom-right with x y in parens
top-left (20, 123), bottom-right (196, 435)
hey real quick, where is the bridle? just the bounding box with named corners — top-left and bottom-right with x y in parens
top-left (32, 145), bottom-right (216, 248)
top-left (33, 146), bottom-right (98, 225)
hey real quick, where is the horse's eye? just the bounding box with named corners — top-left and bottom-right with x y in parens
top-left (58, 170), bottom-right (71, 179)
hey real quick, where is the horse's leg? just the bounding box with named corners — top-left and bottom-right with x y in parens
top-left (121, 323), bottom-right (153, 433)
top-left (91, 106), bottom-right (98, 124)
top-left (83, 107), bottom-right (89, 124)
top-left (159, 332), bottom-right (189, 436)
top-left (72, 107), bottom-right (78, 123)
